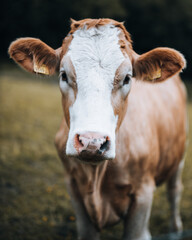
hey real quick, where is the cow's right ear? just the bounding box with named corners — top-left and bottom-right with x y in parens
top-left (8, 38), bottom-right (62, 75)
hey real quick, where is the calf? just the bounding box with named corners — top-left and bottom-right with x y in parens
top-left (9, 18), bottom-right (187, 240)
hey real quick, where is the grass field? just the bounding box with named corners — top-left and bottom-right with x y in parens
top-left (0, 66), bottom-right (192, 240)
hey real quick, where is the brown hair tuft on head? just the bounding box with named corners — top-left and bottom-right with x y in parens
top-left (69, 18), bottom-right (132, 45)
top-left (61, 18), bottom-right (133, 57)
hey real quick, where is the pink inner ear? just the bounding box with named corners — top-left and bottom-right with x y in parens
top-left (133, 47), bottom-right (186, 82)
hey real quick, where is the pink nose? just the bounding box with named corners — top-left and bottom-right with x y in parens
top-left (74, 132), bottom-right (110, 155)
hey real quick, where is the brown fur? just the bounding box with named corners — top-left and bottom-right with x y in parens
top-left (55, 76), bottom-right (187, 230)
top-left (61, 34), bottom-right (73, 58)
top-left (54, 19), bottom-right (187, 233)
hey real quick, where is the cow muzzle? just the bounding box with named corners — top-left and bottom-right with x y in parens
top-left (73, 132), bottom-right (111, 163)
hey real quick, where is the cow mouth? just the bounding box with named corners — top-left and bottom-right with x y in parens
top-left (76, 150), bottom-right (112, 164)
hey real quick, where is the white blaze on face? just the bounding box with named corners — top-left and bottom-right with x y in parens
top-left (61, 25), bottom-right (126, 158)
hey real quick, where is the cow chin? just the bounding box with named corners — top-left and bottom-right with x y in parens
top-left (70, 152), bottom-right (114, 165)
top-left (66, 147), bottom-right (116, 164)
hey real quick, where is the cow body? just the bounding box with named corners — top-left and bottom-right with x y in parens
top-left (55, 75), bottom-right (187, 230)
top-left (9, 18), bottom-right (187, 240)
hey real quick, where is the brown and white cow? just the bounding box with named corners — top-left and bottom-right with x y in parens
top-left (9, 18), bottom-right (187, 240)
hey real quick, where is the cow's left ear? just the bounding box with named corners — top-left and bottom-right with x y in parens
top-left (133, 48), bottom-right (186, 82)
top-left (8, 38), bottom-right (62, 76)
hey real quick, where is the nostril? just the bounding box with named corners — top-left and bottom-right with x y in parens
top-left (77, 134), bottom-right (84, 147)
top-left (78, 134), bottom-right (84, 146)
top-left (74, 134), bottom-right (84, 153)
top-left (99, 136), bottom-right (110, 153)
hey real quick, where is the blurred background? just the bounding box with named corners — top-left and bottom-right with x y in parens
top-left (1, 0), bottom-right (192, 78)
top-left (0, 0), bottom-right (192, 240)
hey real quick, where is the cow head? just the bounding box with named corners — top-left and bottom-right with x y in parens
top-left (8, 18), bottom-right (186, 164)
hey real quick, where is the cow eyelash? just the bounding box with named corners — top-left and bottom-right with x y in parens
top-left (123, 75), bottom-right (131, 85)
top-left (61, 72), bottom-right (68, 83)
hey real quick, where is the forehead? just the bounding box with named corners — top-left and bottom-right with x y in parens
top-left (63, 24), bottom-right (127, 79)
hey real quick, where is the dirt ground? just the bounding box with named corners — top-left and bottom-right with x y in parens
top-left (0, 66), bottom-right (192, 240)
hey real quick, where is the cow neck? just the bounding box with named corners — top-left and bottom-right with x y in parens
top-left (81, 160), bottom-right (109, 194)
top-left (75, 160), bottom-right (109, 228)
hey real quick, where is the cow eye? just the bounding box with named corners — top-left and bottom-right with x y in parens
top-left (123, 75), bottom-right (131, 85)
top-left (61, 72), bottom-right (68, 83)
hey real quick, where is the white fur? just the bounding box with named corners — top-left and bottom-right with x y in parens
top-left (60, 25), bottom-right (132, 158)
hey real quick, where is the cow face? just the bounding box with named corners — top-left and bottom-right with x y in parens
top-left (59, 24), bottom-right (132, 162)
top-left (8, 19), bottom-right (186, 164)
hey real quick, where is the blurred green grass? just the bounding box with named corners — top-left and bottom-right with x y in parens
top-left (0, 66), bottom-right (192, 240)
